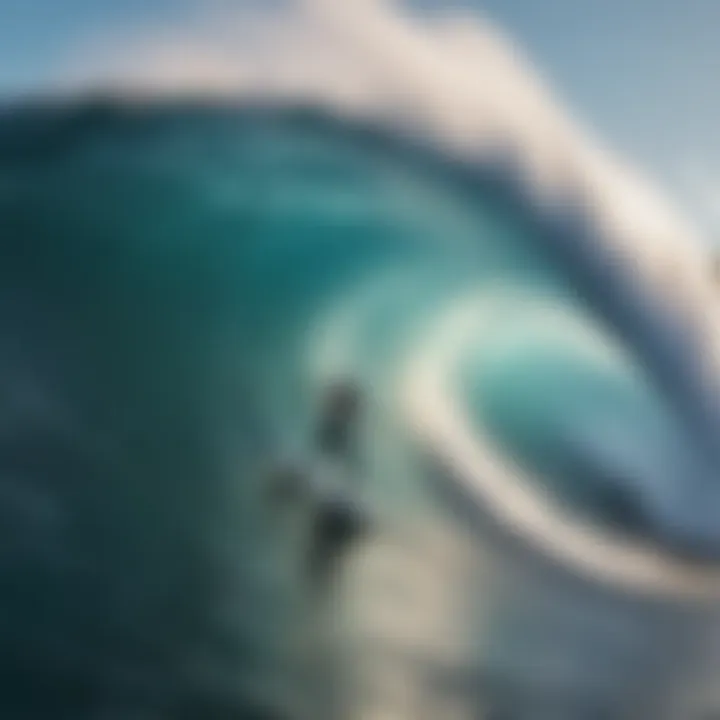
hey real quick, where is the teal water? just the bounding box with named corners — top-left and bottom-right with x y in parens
top-left (2, 101), bottom-right (720, 718)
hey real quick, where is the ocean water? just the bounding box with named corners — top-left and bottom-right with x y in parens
top-left (2, 100), bottom-right (720, 719)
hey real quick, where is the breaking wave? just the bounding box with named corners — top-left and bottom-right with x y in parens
top-left (4, 0), bottom-right (720, 716)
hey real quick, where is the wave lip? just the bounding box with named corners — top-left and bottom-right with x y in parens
top-left (60, 0), bottom-right (720, 381)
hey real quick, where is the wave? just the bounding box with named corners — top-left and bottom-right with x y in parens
top-left (2, 96), bottom-right (720, 718)
top-left (4, 1), bottom-right (720, 717)
top-left (58, 0), bottom-right (719, 360)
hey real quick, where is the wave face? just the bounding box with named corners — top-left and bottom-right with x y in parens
top-left (2, 101), bottom-right (720, 719)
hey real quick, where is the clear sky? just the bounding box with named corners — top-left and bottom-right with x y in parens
top-left (2, 0), bottom-right (719, 234)
top-left (466, 0), bottom-right (720, 236)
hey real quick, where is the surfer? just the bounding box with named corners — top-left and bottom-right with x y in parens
top-left (264, 379), bottom-right (369, 584)
top-left (308, 379), bottom-right (369, 584)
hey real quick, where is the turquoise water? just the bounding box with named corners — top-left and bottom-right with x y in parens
top-left (2, 101), bottom-right (720, 717)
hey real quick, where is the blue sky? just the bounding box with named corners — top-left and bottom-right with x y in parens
top-left (1, 0), bottom-right (719, 234)
top-left (440, 0), bottom-right (720, 235)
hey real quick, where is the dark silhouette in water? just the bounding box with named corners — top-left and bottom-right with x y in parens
top-left (316, 380), bottom-right (363, 463)
top-left (267, 379), bottom-right (368, 589)
top-left (308, 381), bottom-right (368, 587)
